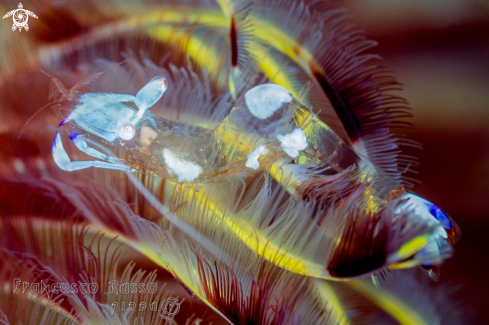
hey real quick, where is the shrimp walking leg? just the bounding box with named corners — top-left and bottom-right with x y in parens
top-left (52, 133), bottom-right (135, 172)
top-left (70, 131), bottom-right (123, 163)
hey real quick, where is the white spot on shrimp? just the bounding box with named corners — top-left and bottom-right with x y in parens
top-left (140, 126), bottom-right (158, 147)
top-left (244, 84), bottom-right (293, 119)
top-left (245, 145), bottom-right (269, 170)
top-left (277, 128), bottom-right (308, 158)
top-left (162, 149), bottom-right (202, 182)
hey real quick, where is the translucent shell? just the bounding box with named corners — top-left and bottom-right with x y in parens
top-left (55, 81), bottom-right (456, 279)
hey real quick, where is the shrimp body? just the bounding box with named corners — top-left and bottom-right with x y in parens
top-left (53, 81), bottom-right (459, 279)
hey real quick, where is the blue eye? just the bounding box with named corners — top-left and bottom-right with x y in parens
top-left (407, 193), bottom-right (453, 230)
top-left (430, 206), bottom-right (452, 229)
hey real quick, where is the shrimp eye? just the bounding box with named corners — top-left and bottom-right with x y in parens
top-left (118, 122), bottom-right (135, 140)
top-left (150, 76), bottom-right (168, 92)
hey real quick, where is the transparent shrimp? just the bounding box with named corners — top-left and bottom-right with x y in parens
top-left (52, 79), bottom-right (459, 278)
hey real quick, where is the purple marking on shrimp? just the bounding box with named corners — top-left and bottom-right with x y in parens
top-left (52, 133), bottom-right (58, 150)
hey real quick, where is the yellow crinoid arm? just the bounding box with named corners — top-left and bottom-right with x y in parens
top-left (166, 177), bottom-right (330, 278)
top-left (146, 21), bottom-right (302, 97)
top-left (348, 281), bottom-right (432, 325)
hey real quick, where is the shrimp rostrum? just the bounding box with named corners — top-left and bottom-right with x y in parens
top-left (51, 73), bottom-right (460, 279)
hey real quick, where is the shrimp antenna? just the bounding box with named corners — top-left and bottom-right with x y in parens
top-left (18, 101), bottom-right (56, 139)
top-left (40, 69), bottom-right (70, 100)
top-left (20, 60), bottom-right (132, 139)
top-left (18, 70), bottom-right (63, 139)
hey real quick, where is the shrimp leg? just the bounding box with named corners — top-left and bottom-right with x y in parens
top-left (52, 132), bottom-right (135, 172)
top-left (69, 131), bottom-right (123, 163)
